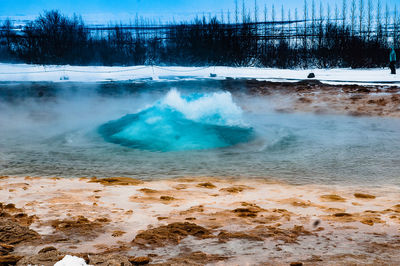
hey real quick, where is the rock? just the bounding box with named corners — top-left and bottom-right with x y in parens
top-left (290, 262), bottom-right (303, 266)
top-left (0, 254), bottom-right (23, 264)
top-left (217, 230), bottom-right (264, 242)
top-left (133, 222), bottom-right (212, 247)
top-left (128, 256), bottom-right (151, 265)
top-left (354, 193), bottom-right (376, 199)
top-left (139, 188), bottom-right (158, 194)
top-left (159, 196), bottom-right (175, 201)
top-left (158, 251), bottom-right (228, 265)
top-left (88, 254), bottom-right (132, 266)
top-left (220, 185), bottom-right (253, 193)
top-left (312, 219), bottom-right (321, 228)
top-left (0, 243), bottom-right (14, 255)
top-left (333, 212), bottom-right (352, 217)
top-left (307, 73), bottom-right (315, 78)
top-left (4, 204), bottom-right (16, 210)
top-left (111, 230), bottom-right (126, 237)
top-left (232, 205), bottom-right (264, 218)
top-left (197, 182), bottom-right (216, 189)
top-left (89, 177), bottom-right (143, 186)
top-left (17, 250), bottom-right (64, 266)
top-left (50, 215), bottom-right (109, 236)
top-left (320, 194), bottom-right (346, 202)
top-left (38, 246), bottom-right (57, 254)
top-left (0, 219), bottom-right (40, 245)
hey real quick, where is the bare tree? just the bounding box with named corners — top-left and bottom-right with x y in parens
top-left (264, 4), bottom-right (267, 22)
top-left (242, 0), bottom-right (246, 23)
top-left (319, 1), bottom-right (324, 47)
top-left (385, 3), bottom-right (389, 42)
top-left (327, 3), bottom-right (331, 24)
top-left (394, 5), bottom-right (398, 48)
top-left (304, 0), bottom-right (308, 50)
top-left (272, 4), bottom-right (276, 38)
top-left (288, 9), bottom-right (291, 46)
top-left (376, 0), bottom-right (382, 34)
top-left (235, 0), bottom-right (239, 24)
top-left (295, 8), bottom-right (298, 45)
top-left (367, 0), bottom-right (373, 40)
top-left (359, 0), bottom-right (364, 39)
top-left (281, 5), bottom-right (285, 35)
top-left (254, 0), bottom-right (258, 23)
top-left (342, 0), bottom-right (347, 31)
top-left (263, 4), bottom-right (268, 54)
top-left (335, 4), bottom-right (339, 28)
top-left (351, 0), bottom-right (356, 36)
top-left (393, 5), bottom-right (399, 49)
top-left (311, 0), bottom-right (315, 45)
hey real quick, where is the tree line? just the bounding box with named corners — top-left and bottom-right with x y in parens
top-left (0, 0), bottom-right (399, 68)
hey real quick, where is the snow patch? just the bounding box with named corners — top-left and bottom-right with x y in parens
top-left (54, 255), bottom-right (90, 266)
top-left (0, 63), bottom-right (399, 86)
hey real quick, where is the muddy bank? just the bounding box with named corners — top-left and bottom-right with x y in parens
top-left (238, 79), bottom-right (400, 117)
top-left (0, 176), bottom-right (400, 265)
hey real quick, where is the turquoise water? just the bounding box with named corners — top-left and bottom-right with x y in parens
top-left (98, 89), bottom-right (254, 151)
top-left (0, 82), bottom-right (399, 185)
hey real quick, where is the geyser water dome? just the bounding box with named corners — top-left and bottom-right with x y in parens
top-left (98, 89), bottom-right (254, 151)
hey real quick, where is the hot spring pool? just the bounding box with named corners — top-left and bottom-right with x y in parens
top-left (0, 81), bottom-right (399, 185)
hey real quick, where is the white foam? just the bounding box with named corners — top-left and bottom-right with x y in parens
top-left (161, 89), bottom-right (245, 126)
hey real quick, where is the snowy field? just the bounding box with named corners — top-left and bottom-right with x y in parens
top-left (0, 63), bottom-right (399, 86)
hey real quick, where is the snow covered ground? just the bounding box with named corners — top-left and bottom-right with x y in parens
top-left (0, 63), bottom-right (399, 86)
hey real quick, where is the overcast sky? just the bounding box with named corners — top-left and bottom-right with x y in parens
top-left (1, 0), bottom-right (400, 24)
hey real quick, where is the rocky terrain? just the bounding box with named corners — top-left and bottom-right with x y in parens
top-left (0, 176), bottom-right (399, 265)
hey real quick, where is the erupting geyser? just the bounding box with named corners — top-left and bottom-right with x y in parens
top-left (98, 89), bottom-right (254, 151)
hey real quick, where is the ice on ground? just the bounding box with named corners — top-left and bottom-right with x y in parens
top-left (0, 63), bottom-right (399, 86)
top-left (54, 255), bottom-right (89, 266)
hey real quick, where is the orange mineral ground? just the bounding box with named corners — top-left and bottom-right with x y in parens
top-left (1, 176), bottom-right (399, 265)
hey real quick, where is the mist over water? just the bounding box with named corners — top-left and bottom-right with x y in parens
top-left (0, 81), bottom-right (400, 185)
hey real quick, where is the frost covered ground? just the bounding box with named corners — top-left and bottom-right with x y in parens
top-left (0, 63), bottom-right (399, 86)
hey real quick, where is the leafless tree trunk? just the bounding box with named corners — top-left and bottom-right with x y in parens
top-left (351, 0), bottom-right (356, 36)
top-left (327, 3), bottom-right (331, 24)
top-left (235, 0), bottom-right (239, 24)
top-left (288, 9), bottom-right (291, 46)
top-left (242, 0), bottom-right (246, 23)
top-left (359, 0), bottom-right (364, 39)
top-left (319, 1), bottom-right (324, 48)
top-left (394, 6), bottom-right (398, 48)
top-left (304, 0), bottom-right (308, 50)
top-left (264, 4), bottom-right (268, 54)
top-left (335, 4), bottom-right (339, 28)
top-left (311, 0), bottom-right (315, 46)
top-left (272, 4), bottom-right (276, 40)
top-left (385, 3), bottom-right (389, 43)
top-left (375, 0), bottom-right (382, 42)
top-left (367, 0), bottom-right (372, 41)
top-left (281, 5), bottom-right (285, 35)
top-left (254, 0), bottom-right (258, 23)
top-left (342, 0), bottom-right (347, 31)
top-left (295, 8), bottom-right (298, 45)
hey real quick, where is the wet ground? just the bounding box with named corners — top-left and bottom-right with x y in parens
top-left (1, 176), bottom-right (400, 265)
